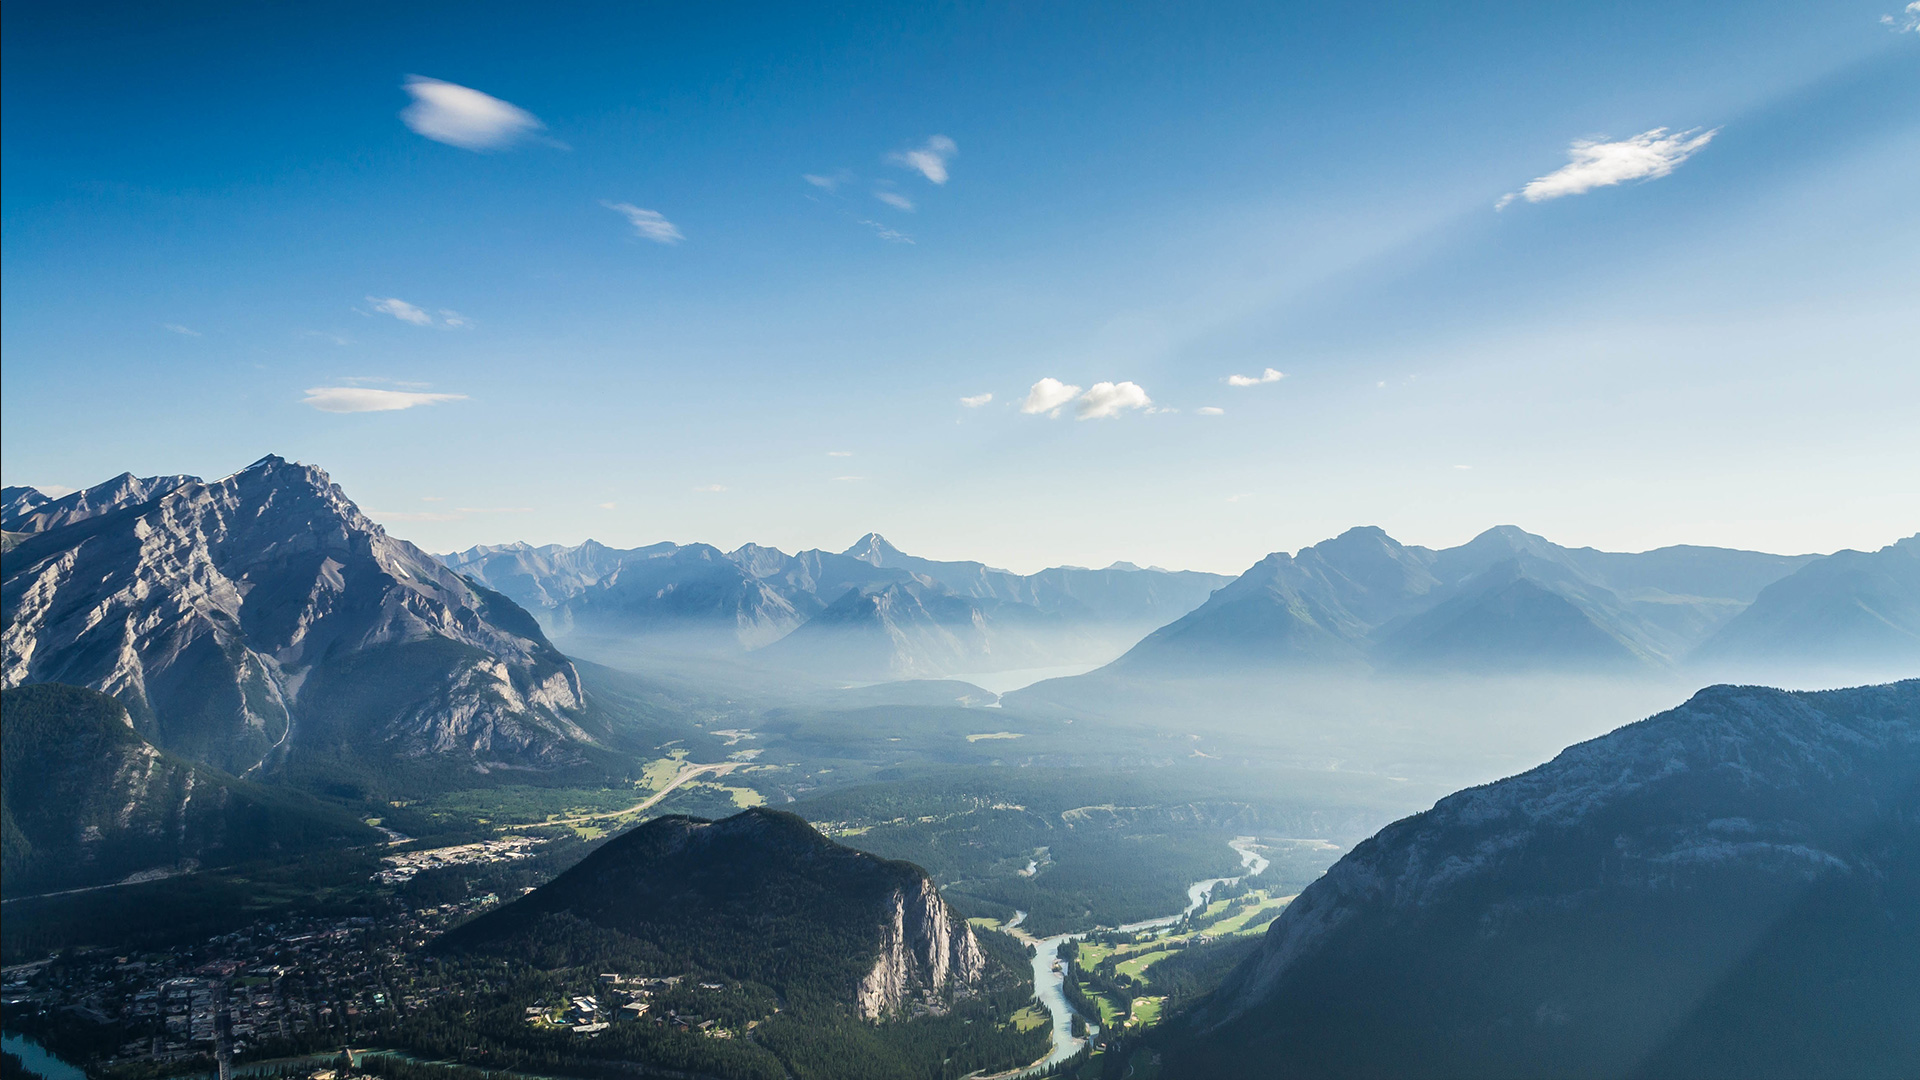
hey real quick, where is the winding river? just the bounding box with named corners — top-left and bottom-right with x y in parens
top-left (1003, 836), bottom-right (1275, 1076)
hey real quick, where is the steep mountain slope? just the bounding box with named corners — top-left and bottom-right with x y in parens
top-left (1697, 534), bottom-right (1920, 672)
top-left (2, 456), bottom-right (594, 782)
top-left (0, 473), bottom-right (197, 533)
top-left (1, 683), bottom-right (375, 897)
top-left (443, 807), bottom-right (985, 1019)
top-left (1165, 680), bottom-right (1920, 1080)
top-left (754, 577), bottom-right (1073, 681)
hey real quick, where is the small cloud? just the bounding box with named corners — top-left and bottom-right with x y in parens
top-left (874, 190), bottom-right (916, 211)
top-left (834, 476), bottom-right (866, 482)
top-left (1225, 493), bottom-right (1253, 503)
top-left (888, 135), bottom-right (957, 184)
top-left (163, 323), bottom-right (202, 337)
top-left (959, 393), bottom-right (993, 408)
top-left (1076, 381), bottom-right (1152, 420)
top-left (368, 296), bottom-right (433, 326)
top-left (859, 220), bottom-right (914, 244)
top-left (1021, 378), bottom-right (1083, 417)
top-left (400, 76), bottom-right (547, 151)
top-left (1453, 464), bottom-right (1473, 470)
top-left (1376, 380), bottom-right (1388, 388)
top-left (421, 496), bottom-right (448, 502)
top-left (827, 451), bottom-right (855, 457)
top-left (603, 201), bottom-right (684, 244)
top-left (439, 309), bottom-right (471, 328)
top-left (1197, 406), bottom-right (1225, 415)
top-left (1226, 367), bottom-right (1285, 387)
top-left (304, 329), bottom-right (356, 346)
top-left (1884, 2), bottom-right (1920, 30)
top-left (803, 173), bottom-right (845, 191)
top-left (302, 386), bottom-right (468, 413)
top-left (693, 484), bottom-right (727, 492)
top-left (599, 501), bottom-right (617, 509)
top-left (1498, 127), bottom-right (1718, 208)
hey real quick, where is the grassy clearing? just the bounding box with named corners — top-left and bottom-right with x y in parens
top-left (1129, 996), bottom-right (1165, 1027)
top-left (1116, 950), bottom-right (1174, 982)
top-left (1011, 1005), bottom-right (1049, 1032)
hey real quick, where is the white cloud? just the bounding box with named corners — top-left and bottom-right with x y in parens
top-left (1225, 492), bottom-right (1252, 503)
top-left (1076, 381), bottom-right (1152, 420)
top-left (859, 220), bottom-right (914, 244)
top-left (1884, 2), bottom-right (1920, 30)
top-left (835, 476), bottom-right (866, 482)
top-left (1021, 378), bottom-right (1083, 416)
top-left (804, 173), bottom-right (842, 191)
top-left (163, 323), bottom-right (201, 337)
top-left (827, 450), bottom-right (854, 457)
top-left (439, 309), bottom-right (471, 328)
top-left (400, 76), bottom-right (546, 151)
top-left (301, 386), bottom-right (468, 413)
top-left (599, 501), bottom-right (617, 509)
top-left (888, 135), bottom-right (957, 184)
top-left (368, 296), bottom-right (433, 325)
top-left (1226, 367), bottom-right (1285, 387)
top-left (959, 393), bottom-right (993, 408)
top-left (603, 202), bottom-right (684, 244)
top-left (1498, 127), bottom-right (1718, 208)
top-left (1453, 464), bottom-right (1473, 470)
top-left (874, 190), bottom-right (916, 211)
top-left (693, 484), bottom-right (727, 492)
top-left (1197, 406), bottom-right (1225, 415)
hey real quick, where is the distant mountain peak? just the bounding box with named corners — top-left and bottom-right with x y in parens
top-left (843, 531), bottom-right (905, 564)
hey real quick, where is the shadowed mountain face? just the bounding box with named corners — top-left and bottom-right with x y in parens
top-left (2, 456), bottom-right (595, 781)
top-left (1105, 525), bottom-right (1825, 677)
top-left (444, 532), bottom-right (1231, 679)
top-left (1, 683), bottom-right (375, 897)
top-left (442, 807), bottom-right (984, 1019)
top-left (1164, 680), bottom-right (1920, 1080)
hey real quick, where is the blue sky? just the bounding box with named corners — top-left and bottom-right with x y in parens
top-left (4, 0), bottom-right (1916, 573)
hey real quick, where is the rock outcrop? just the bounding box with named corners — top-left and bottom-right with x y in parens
top-left (1, 456), bottom-right (589, 779)
top-left (858, 873), bottom-right (986, 1019)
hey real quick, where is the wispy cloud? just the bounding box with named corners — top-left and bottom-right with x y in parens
top-left (1197, 406), bottom-right (1225, 415)
top-left (400, 76), bottom-right (548, 151)
top-left (1225, 493), bottom-right (1253, 503)
top-left (1883, 2), bottom-right (1920, 31)
top-left (834, 476), bottom-right (866, 482)
top-left (959, 393), bottom-right (993, 408)
top-left (367, 296), bottom-right (433, 325)
top-left (804, 172), bottom-right (848, 191)
top-left (302, 386), bottom-right (468, 413)
top-left (1226, 367), bottom-right (1284, 387)
top-left (888, 135), bottom-right (957, 184)
top-left (827, 450), bottom-right (855, 457)
top-left (1497, 127), bottom-right (1718, 209)
top-left (1022, 378), bottom-right (1083, 416)
top-left (859, 220), bottom-right (914, 244)
top-left (1453, 464), bottom-right (1473, 470)
top-left (162, 323), bottom-right (202, 337)
top-left (603, 202), bottom-right (684, 244)
top-left (1076, 381), bottom-right (1152, 420)
top-left (439, 310), bottom-right (471, 328)
top-left (874, 190), bottom-right (915, 211)
top-left (599, 501), bottom-right (617, 509)
top-left (693, 484), bottom-right (727, 493)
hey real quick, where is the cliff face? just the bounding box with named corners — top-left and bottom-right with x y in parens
top-left (1169, 680), bottom-right (1920, 1079)
top-left (857, 874), bottom-right (986, 1019)
top-left (1, 456), bottom-right (588, 779)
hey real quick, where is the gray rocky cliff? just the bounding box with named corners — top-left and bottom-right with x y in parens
top-left (857, 874), bottom-right (987, 1020)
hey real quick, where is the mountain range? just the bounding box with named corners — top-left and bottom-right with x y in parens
top-left (1096, 524), bottom-right (1917, 678)
top-left (2, 456), bottom-right (605, 786)
top-left (1164, 679), bottom-right (1920, 1079)
top-left (443, 533), bottom-right (1231, 681)
top-left (1, 683), bottom-right (376, 897)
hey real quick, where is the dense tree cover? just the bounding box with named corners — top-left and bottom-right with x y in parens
top-left (2, 684), bottom-right (376, 896)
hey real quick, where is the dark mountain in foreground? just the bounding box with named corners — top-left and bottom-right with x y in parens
top-left (1, 683), bottom-right (375, 897)
top-left (2, 456), bottom-right (599, 783)
top-left (443, 807), bottom-right (984, 1019)
top-left (1163, 680), bottom-right (1920, 1080)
